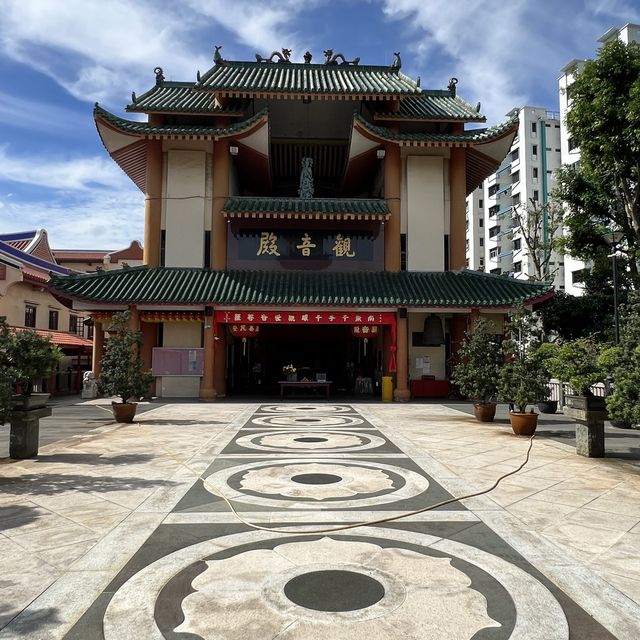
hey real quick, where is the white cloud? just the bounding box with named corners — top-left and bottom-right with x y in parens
top-left (0, 190), bottom-right (143, 250)
top-left (0, 147), bottom-right (131, 191)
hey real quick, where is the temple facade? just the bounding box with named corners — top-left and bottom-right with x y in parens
top-left (51, 46), bottom-right (551, 400)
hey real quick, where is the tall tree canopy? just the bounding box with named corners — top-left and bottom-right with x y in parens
top-left (555, 39), bottom-right (640, 282)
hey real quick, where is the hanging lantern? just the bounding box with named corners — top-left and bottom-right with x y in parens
top-left (423, 314), bottom-right (444, 346)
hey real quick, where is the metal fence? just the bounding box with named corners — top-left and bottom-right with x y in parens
top-left (547, 379), bottom-right (607, 409)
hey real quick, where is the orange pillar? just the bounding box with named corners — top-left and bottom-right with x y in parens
top-left (470, 307), bottom-right (480, 331)
top-left (128, 305), bottom-right (140, 330)
top-left (211, 140), bottom-right (230, 269)
top-left (140, 322), bottom-right (157, 396)
top-left (143, 140), bottom-right (163, 266)
top-left (201, 308), bottom-right (216, 400)
top-left (393, 313), bottom-right (411, 401)
top-left (384, 143), bottom-right (401, 272)
top-left (449, 147), bottom-right (467, 270)
top-left (92, 321), bottom-right (104, 378)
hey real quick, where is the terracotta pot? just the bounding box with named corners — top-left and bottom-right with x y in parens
top-left (473, 402), bottom-right (497, 422)
top-left (509, 411), bottom-right (538, 436)
top-left (111, 401), bottom-right (138, 423)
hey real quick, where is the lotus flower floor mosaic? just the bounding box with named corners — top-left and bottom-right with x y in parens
top-left (2, 402), bottom-right (639, 639)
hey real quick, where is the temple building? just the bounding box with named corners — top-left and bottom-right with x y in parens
top-left (50, 46), bottom-right (551, 400)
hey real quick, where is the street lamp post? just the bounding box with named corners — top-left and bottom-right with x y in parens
top-left (603, 231), bottom-right (625, 345)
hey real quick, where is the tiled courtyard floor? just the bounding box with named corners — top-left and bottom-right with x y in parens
top-left (1, 401), bottom-right (640, 638)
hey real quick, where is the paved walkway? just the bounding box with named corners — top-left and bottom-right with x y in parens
top-left (1, 401), bottom-right (639, 638)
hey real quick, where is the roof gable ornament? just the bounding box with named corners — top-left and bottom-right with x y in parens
top-left (323, 49), bottom-right (360, 65)
top-left (392, 52), bottom-right (401, 70)
top-left (214, 45), bottom-right (226, 66)
top-left (298, 157), bottom-right (314, 199)
top-left (255, 48), bottom-right (292, 64)
top-left (448, 77), bottom-right (458, 96)
top-left (303, 51), bottom-right (313, 64)
top-left (154, 67), bottom-right (164, 86)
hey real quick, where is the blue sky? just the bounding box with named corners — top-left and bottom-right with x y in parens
top-left (1, 0), bottom-right (638, 250)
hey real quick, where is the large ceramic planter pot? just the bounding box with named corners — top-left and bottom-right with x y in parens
top-left (538, 400), bottom-right (558, 414)
top-left (111, 401), bottom-right (138, 423)
top-left (473, 402), bottom-right (497, 422)
top-left (565, 394), bottom-right (606, 412)
top-left (509, 412), bottom-right (538, 436)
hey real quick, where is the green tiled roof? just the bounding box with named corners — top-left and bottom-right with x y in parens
top-left (223, 197), bottom-right (389, 218)
top-left (50, 267), bottom-right (550, 308)
top-left (355, 113), bottom-right (517, 144)
top-left (196, 61), bottom-right (422, 96)
top-left (375, 91), bottom-right (485, 122)
top-left (94, 104), bottom-right (267, 137)
top-left (127, 83), bottom-right (246, 113)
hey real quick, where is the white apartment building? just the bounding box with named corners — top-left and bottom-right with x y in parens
top-left (558, 23), bottom-right (640, 295)
top-left (466, 106), bottom-right (563, 288)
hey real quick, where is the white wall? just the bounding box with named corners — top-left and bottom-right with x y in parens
top-left (164, 150), bottom-right (207, 267)
top-left (406, 156), bottom-right (445, 270)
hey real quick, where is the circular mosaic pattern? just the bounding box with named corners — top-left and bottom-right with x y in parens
top-left (251, 415), bottom-right (364, 428)
top-left (204, 459), bottom-right (429, 509)
top-left (284, 569), bottom-right (385, 612)
top-left (234, 430), bottom-right (386, 453)
top-left (259, 404), bottom-right (354, 414)
top-left (103, 530), bottom-right (569, 639)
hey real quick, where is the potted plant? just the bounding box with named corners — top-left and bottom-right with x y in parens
top-left (451, 318), bottom-right (504, 422)
top-left (602, 295), bottom-right (640, 428)
top-left (498, 306), bottom-right (549, 435)
top-left (544, 337), bottom-right (606, 411)
top-left (0, 319), bottom-right (16, 425)
top-left (532, 341), bottom-right (559, 414)
top-left (282, 364), bottom-right (297, 382)
top-left (10, 326), bottom-right (63, 409)
top-left (98, 311), bottom-right (153, 423)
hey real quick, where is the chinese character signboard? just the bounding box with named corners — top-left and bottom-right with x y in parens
top-left (228, 225), bottom-right (383, 271)
top-left (216, 311), bottom-right (394, 326)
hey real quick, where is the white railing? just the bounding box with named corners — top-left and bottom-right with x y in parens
top-left (547, 379), bottom-right (607, 409)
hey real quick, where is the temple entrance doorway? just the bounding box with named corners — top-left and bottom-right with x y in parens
top-left (227, 324), bottom-right (379, 396)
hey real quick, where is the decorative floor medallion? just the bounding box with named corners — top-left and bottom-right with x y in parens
top-left (234, 430), bottom-right (387, 453)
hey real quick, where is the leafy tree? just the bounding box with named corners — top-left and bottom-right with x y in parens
top-left (511, 198), bottom-right (563, 282)
top-left (498, 305), bottom-right (549, 413)
top-left (544, 337), bottom-right (606, 395)
top-left (0, 319), bottom-right (14, 424)
top-left (605, 294), bottom-right (640, 424)
top-left (11, 330), bottom-right (63, 396)
top-left (451, 319), bottom-right (503, 403)
top-left (98, 311), bottom-right (153, 404)
top-left (555, 39), bottom-right (640, 281)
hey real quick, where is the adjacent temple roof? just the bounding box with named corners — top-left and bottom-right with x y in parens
top-left (49, 267), bottom-right (551, 309)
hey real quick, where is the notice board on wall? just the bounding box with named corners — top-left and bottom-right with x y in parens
top-left (152, 348), bottom-right (204, 376)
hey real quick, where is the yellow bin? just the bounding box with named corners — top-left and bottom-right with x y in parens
top-left (381, 376), bottom-right (393, 402)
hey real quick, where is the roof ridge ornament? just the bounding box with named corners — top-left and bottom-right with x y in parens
top-left (303, 51), bottom-right (313, 64)
top-left (255, 48), bottom-right (292, 64)
top-left (154, 67), bottom-right (164, 85)
top-left (214, 45), bottom-right (226, 66)
top-left (448, 77), bottom-right (458, 96)
top-left (392, 52), bottom-right (401, 70)
top-left (323, 49), bottom-right (360, 65)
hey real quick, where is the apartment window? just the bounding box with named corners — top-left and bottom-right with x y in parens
top-left (489, 225), bottom-right (500, 238)
top-left (479, 238), bottom-right (484, 247)
top-left (490, 267), bottom-right (501, 275)
top-left (478, 199), bottom-right (483, 209)
top-left (512, 193), bottom-right (521, 206)
top-left (479, 257), bottom-right (485, 268)
top-left (555, 148), bottom-right (561, 152)
top-left (488, 184), bottom-right (499, 197)
top-left (466, 239), bottom-right (469, 252)
top-left (532, 167), bottom-right (538, 179)
top-left (568, 137), bottom-right (578, 151)
top-left (479, 218), bottom-right (484, 228)
top-left (532, 144), bottom-right (538, 158)
top-left (511, 148), bottom-right (519, 162)
top-left (489, 204), bottom-right (499, 217)
top-left (465, 258), bottom-right (470, 268)
top-left (48, 310), bottom-right (59, 331)
top-left (25, 304), bottom-right (36, 328)
top-left (69, 315), bottom-right (79, 335)
top-left (511, 170), bottom-right (520, 183)
top-left (513, 261), bottom-right (522, 273)
top-left (513, 238), bottom-right (522, 251)
top-left (533, 190), bottom-right (539, 201)
top-left (531, 122), bottom-right (537, 134)
top-left (490, 247), bottom-right (499, 259)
